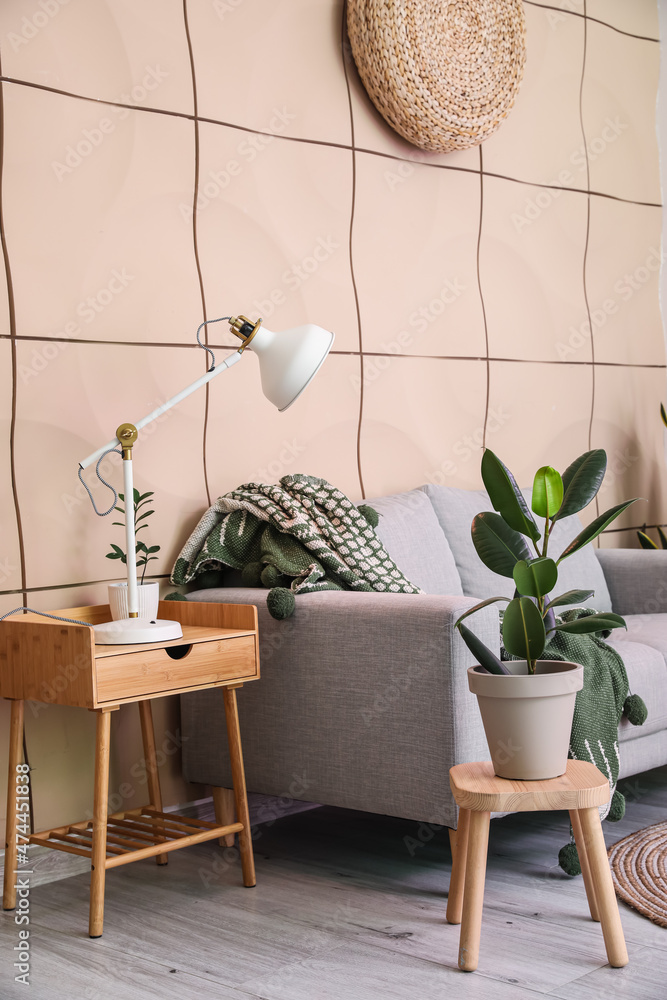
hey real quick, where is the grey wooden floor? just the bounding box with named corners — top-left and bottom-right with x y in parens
top-left (1, 768), bottom-right (666, 1000)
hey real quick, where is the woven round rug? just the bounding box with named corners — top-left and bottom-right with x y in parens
top-left (347, 0), bottom-right (526, 152)
top-left (608, 821), bottom-right (667, 927)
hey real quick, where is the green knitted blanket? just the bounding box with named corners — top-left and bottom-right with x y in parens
top-left (502, 607), bottom-right (647, 872)
top-left (170, 475), bottom-right (421, 616)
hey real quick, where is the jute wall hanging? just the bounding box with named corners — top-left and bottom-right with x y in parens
top-left (347, 0), bottom-right (527, 153)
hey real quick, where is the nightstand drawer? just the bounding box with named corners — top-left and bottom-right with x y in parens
top-left (95, 635), bottom-right (257, 704)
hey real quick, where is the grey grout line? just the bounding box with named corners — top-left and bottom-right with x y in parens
top-left (1, 335), bottom-right (665, 369)
top-left (0, 76), bottom-right (661, 210)
top-left (341, 0), bottom-right (366, 500)
top-left (523, 0), bottom-right (661, 43)
top-left (181, 0), bottom-right (213, 510)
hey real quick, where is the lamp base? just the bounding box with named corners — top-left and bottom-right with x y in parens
top-left (94, 617), bottom-right (184, 645)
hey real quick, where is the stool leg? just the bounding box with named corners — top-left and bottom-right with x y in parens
top-left (138, 700), bottom-right (168, 865)
top-left (212, 786), bottom-right (237, 847)
top-left (569, 808), bottom-right (599, 922)
top-left (3, 700), bottom-right (25, 911)
top-left (447, 808), bottom-right (470, 925)
top-left (458, 810), bottom-right (490, 972)
top-left (578, 806), bottom-right (628, 967)
top-left (223, 687), bottom-right (256, 887)
top-left (89, 709), bottom-right (112, 938)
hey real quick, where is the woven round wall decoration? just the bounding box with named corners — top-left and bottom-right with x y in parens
top-left (347, 0), bottom-right (527, 152)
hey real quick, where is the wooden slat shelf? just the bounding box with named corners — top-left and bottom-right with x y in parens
top-left (31, 808), bottom-right (244, 866)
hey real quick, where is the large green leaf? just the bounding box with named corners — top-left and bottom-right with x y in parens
top-left (658, 526), bottom-right (667, 550)
top-left (554, 450), bottom-right (607, 521)
top-left (513, 557), bottom-right (558, 598)
top-left (502, 596), bottom-right (546, 662)
top-left (481, 450), bottom-right (540, 542)
top-left (531, 466), bottom-right (563, 519)
top-left (558, 499), bottom-right (640, 561)
top-left (545, 589), bottom-right (594, 610)
top-left (472, 512), bottom-right (533, 578)
top-left (554, 612), bottom-right (626, 634)
top-left (456, 622), bottom-right (510, 675)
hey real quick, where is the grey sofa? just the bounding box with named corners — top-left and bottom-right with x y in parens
top-left (180, 484), bottom-right (667, 830)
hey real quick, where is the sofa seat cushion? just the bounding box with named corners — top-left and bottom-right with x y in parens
top-left (420, 483), bottom-right (612, 611)
top-left (365, 489), bottom-right (463, 596)
top-left (605, 632), bottom-right (667, 741)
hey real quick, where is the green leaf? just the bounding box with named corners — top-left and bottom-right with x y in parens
top-left (133, 488), bottom-right (141, 503)
top-left (481, 450), bottom-right (540, 541)
top-left (118, 493), bottom-right (125, 502)
top-left (135, 541), bottom-right (148, 553)
top-left (545, 589), bottom-right (594, 610)
top-left (658, 526), bottom-right (667, 550)
top-left (661, 402), bottom-right (667, 428)
top-left (472, 512), bottom-right (533, 578)
top-left (513, 557), bottom-right (558, 598)
top-left (456, 622), bottom-right (509, 675)
top-left (146, 545), bottom-right (160, 554)
top-left (138, 491), bottom-right (154, 501)
top-left (559, 499), bottom-right (640, 561)
top-left (554, 612), bottom-right (626, 634)
top-left (108, 543), bottom-right (124, 556)
top-left (531, 467), bottom-right (564, 519)
top-left (105, 552), bottom-right (122, 560)
top-left (554, 450), bottom-right (607, 521)
top-left (637, 530), bottom-right (657, 550)
top-left (455, 596), bottom-right (510, 628)
top-left (135, 510), bottom-right (155, 523)
top-left (502, 596), bottom-right (546, 662)
top-left (111, 522), bottom-right (125, 528)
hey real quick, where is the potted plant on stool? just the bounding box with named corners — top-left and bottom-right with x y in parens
top-left (455, 449), bottom-right (638, 780)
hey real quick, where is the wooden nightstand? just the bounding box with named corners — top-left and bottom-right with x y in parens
top-left (1, 600), bottom-right (260, 937)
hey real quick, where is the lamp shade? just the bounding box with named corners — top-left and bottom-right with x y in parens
top-left (248, 323), bottom-right (335, 411)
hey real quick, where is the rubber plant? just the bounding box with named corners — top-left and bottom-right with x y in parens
top-left (455, 449), bottom-right (639, 675)
top-left (106, 489), bottom-right (160, 584)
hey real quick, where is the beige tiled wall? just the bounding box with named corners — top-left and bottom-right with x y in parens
top-left (0, 0), bottom-right (665, 827)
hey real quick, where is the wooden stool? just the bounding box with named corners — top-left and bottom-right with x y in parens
top-left (446, 760), bottom-right (628, 972)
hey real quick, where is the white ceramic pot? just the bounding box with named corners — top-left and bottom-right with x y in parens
top-left (108, 581), bottom-right (160, 622)
top-left (467, 660), bottom-right (584, 780)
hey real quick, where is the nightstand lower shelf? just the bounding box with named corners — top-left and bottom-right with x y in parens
top-left (30, 807), bottom-right (244, 867)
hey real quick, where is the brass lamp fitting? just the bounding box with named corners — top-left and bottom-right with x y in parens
top-left (116, 422), bottom-right (138, 461)
top-left (229, 315), bottom-right (263, 352)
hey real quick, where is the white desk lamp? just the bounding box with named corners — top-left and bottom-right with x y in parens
top-left (79, 315), bottom-right (334, 645)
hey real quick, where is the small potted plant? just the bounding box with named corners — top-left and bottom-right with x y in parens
top-left (455, 448), bottom-right (638, 780)
top-left (106, 489), bottom-right (161, 621)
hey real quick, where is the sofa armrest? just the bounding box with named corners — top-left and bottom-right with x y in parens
top-left (595, 548), bottom-right (667, 616)
top-left (183, 588), bottom-right (497, 826)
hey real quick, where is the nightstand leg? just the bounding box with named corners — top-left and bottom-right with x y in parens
top-left (138, 700), bottom-right (168, 865)
top-left (3, 700), bottom-right (25, 911)
top-left (89, 709), bottom-right (112, 938)
top-left (578, 806), bottom-right (628, 967)
top-left (570, 808), bottom-right (599, 922)
top-left (458, 809), bottom-right (490, 972)
top-left (223, 687), bottom-right (256, 887)
top-left (212, 786), bottom-right (237, 847)
top-left (447, 808), bottom-right (470, 925)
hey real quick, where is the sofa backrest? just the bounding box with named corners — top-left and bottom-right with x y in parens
top-left (420, 484), bottom-right (613, 612)
top-left (366, 489), bottom-right (463, 596)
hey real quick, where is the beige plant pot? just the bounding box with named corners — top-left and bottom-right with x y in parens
top-left (467, 660), bottom-right (584, 780)
top-left (108, 581), bottom-right (159, 622)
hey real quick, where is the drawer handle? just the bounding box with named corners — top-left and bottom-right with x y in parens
top-left (165, 644), bottom-right (193, 661)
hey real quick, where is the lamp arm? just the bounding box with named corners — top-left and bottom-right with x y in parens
top-left (79, 349), bottom-right (243, 469)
